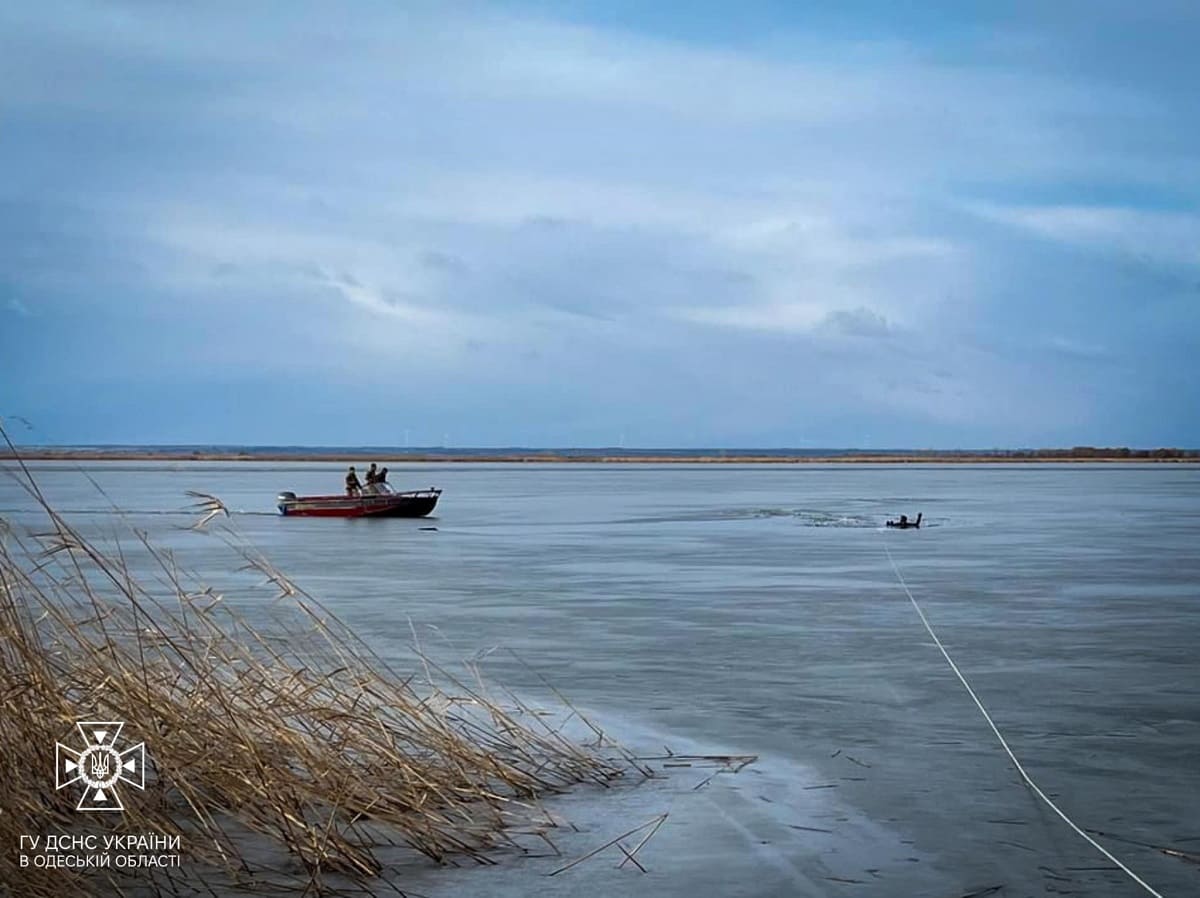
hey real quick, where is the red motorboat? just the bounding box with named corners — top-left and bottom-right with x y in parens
top-left (277, 484), bottom-right (441, 518)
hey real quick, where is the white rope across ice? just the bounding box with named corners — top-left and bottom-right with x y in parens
top-left (882, 543), bottom-right (1166, 898)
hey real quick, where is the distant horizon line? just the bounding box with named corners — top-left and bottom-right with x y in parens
top-left (5, 443), bottom-right (1198, 455)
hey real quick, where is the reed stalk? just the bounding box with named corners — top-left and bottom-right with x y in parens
top-left (0, 452), bottom-right (632, 896)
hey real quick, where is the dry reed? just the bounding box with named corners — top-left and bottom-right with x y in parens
top-left (0, 450), bottom-right (637, 896)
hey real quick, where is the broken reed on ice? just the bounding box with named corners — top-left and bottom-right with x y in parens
top-left (0, 460), bottom-right (635, 896)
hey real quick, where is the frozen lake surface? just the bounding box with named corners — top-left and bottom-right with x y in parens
top-left (4, 461), bottom-right (1199, 896)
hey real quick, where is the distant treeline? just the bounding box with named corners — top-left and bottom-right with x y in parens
top-left (2, 445), bottom-right (1198, 462)
top-left (991, 447), bottom-right (1199, 459)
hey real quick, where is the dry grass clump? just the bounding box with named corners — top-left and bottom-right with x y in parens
top-left (0, 457), bottom-right (637, 896)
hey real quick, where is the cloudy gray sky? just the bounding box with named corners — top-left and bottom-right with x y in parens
top-left (2, 1), bottom-right (1198, 447)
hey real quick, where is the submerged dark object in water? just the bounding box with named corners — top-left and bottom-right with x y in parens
top-left (886, 512), bottom-right (922, 529)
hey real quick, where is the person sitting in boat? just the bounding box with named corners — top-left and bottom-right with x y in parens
top-left (886, 512), bottom-right (922, 529)
top-left (372, 467), bottom-right (392, 494)
top-left (345, 466), bottom-right (362, 496)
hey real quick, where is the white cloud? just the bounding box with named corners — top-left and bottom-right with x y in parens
top-left (3, 2), bottom-right (1198, 444)
top-left (314, 268), bottom-right (447, 326)
top-left (972, 204), bottom-right (1200, 268)
top-left (674, 301), bottom-right (830, 333)
top-left (821, 307), bottom-right (893, 338)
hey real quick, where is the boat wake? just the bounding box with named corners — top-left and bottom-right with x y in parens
top-left (622, 508), bottom-right (878, 528)
top-left (0, 508), bottom-right (281, 517)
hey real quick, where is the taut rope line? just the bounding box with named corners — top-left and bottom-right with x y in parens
top-left (882, 543), bottom-right (1165, 898)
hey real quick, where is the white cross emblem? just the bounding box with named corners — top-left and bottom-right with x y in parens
top-left (55, 721), bottom-right (146, 812)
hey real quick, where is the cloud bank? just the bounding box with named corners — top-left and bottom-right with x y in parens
top-left (2, 1), bottom-right (1198, 446)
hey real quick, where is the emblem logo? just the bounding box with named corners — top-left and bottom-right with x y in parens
top-left (55, 721), bottom-right (146, 812)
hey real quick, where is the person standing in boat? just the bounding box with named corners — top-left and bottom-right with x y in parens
top-left (377, 467), bottom-right (389, 485)
top-left (365, 463), bottom-right (378, 487)
top-left (345, 466), bottom-right (362, 496)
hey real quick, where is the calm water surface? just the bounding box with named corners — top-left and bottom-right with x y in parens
top-left (3, 461), bottom-right (1199, 897)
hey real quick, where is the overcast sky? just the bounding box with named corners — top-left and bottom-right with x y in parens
top-left (2, 1), bottom-right (1198, 447)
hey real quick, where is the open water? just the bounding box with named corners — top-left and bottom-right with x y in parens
top-left (3, 461), bottom-right (1198, 897)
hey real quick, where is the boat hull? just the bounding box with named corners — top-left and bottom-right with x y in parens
top-left (278, 490), bottom-right (441, 518)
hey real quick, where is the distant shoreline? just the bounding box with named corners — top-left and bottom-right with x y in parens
top-left (3, 449), bottom-right (1197, 464)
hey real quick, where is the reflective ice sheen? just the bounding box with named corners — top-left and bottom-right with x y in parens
top-left (4, 461), bottom-right (1199, 896)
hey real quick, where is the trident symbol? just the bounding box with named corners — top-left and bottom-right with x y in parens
top-left (90, 753), bottom-right (110, 779)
